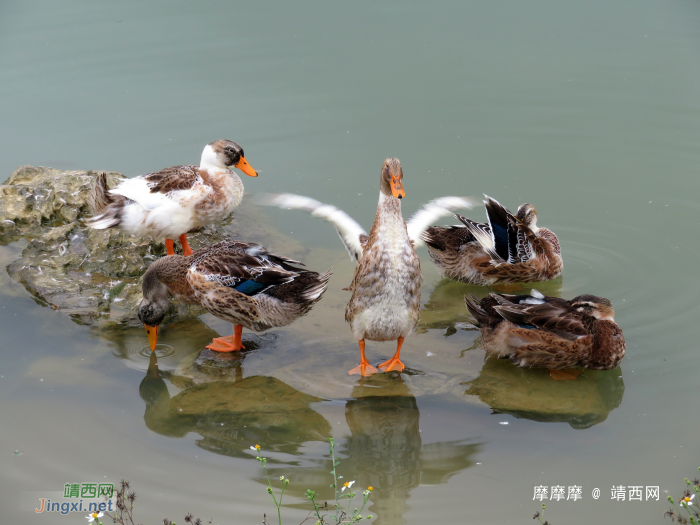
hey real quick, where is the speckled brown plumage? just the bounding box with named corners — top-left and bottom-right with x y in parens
top-left (422, 198), bottom-right (562, 285)
top-left (344, 159), bottom-right (422, 343)
top-left (139, 240), bottom-right (331, 333)
top-left (465, 291), bottom-right (625, 371)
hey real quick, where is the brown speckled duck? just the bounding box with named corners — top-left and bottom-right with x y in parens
top-left (465, 290), bottom-right (625, 380)
top-left (88, 140), bottom-right (258, 256)
top-left (261, 159), bottom-right (475, 376)
top-left (422, 196), bottom-right (562, 285)
top-left (138, 240), bottom-right (331, 352)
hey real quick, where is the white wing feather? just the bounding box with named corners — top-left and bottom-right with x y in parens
top-left (257, 193), bottom-right (367, 261)
top-left (109, 177), bottom-right (171, 211)
top-left (406, 196), bottom-right (478, 248)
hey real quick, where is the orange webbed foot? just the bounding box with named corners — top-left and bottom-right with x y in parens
top-left (378, 357), bottom-right (405, 373)
top-left (548, 369), bottom-right (582, 381)
top-left (206, 336), bottom-right (245, 352)
top-left (349, 363), bottom-right (379, 376)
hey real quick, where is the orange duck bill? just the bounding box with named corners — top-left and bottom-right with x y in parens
top-left (144, 324), bottom-right (159, 351)
top-left (236, 156), bottom-right (258, 177)
top-left (390, 176), bottom-right (405, 199)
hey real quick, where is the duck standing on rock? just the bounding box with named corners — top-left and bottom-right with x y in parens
top-left (465, 290), bottom-right (625, 380)
top-left (422, 196), bottom-right (562, 285)
top-left (88, 139), bottom-right (258, 256)
top-left (138, 240), bottom-right (331, 352)
top-left (261, 158), bottom-right (475, 376)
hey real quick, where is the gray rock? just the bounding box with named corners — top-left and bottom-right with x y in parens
top-left (1, 165), bottom-right (307, 329)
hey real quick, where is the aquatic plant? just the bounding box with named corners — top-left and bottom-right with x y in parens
top-left (256, 438), bottom-right (373, 525)
top-left (532, 503), bottom-right (552, 525)
top-left (663, 468), bottom-right (700, 524)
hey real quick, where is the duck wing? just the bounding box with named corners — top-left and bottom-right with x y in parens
top-left (457, 196), bottom-right (536, 265)
top-left (110, 165), bottom-right (206, 211)
top-left (491, 293), bottom-right (587, 336)
top-left (191, 241), bottom-right (299, 297)
top-left (258, 193), bottom-right (367, 261)
top-left (405, 196), bottom-right (476, 248)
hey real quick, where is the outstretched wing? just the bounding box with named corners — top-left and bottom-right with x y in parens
top-left (405, 196), bottom-right (476, 247)
top-left (257, 193), bottom-right (367, 261)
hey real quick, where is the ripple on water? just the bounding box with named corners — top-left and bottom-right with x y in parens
top-left (115, 342), bottom-right (181, 372)
top-left (557, 220), bottom-right (697, 334)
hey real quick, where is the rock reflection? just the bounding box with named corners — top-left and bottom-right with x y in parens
top-left (463, 356), bottom-right (625, 429)
top-left (138, 352), bottom-right (332, 458)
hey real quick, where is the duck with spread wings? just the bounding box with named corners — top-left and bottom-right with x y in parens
top-left (261, 158), bottom-right (475, 375)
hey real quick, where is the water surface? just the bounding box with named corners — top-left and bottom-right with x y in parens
top-left (2, 0), bottom-right (700, 524)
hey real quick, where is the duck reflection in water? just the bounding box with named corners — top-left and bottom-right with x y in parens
top-left (463, 355), bottom-right (625, 429)
top-left (138, 351), bottom-right (332, 458)
top-left (342, 375), bottom-right (480, 525)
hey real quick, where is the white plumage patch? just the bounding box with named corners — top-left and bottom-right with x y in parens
top-left (258, 193), bottom-right (368, 261)
top-left (406, 196), bottom-right (477, 247)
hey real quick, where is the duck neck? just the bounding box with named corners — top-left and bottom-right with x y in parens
top-left (369, 191), bottom-right (407, 245)
top-left (143, 256), bottom-right (187, 301)
top-left (200, 144), bottom-right (233, 176)
top-left (377, 191), bottom-right (403, 220)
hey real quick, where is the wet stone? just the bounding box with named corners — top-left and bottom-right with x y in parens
top-left (1, 165), bottom-right (304, 330)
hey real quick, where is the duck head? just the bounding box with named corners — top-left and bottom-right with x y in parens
top-left (516, 203), bottom-right (539, 233)
top-left (137, 271), bottom-right (170, 351)
top-left (201, 139), bottom-right (258, 177)
top-left (571, 295), bottom-right (615, 321)
top-left (379, 157), bottom-right (405, 199)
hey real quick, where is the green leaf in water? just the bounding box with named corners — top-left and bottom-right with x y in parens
top-left (108, 282), bottom-right (127, 298)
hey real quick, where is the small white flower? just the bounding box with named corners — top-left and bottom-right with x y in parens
top-left (86, 511), bottom-right (104, 522)
top-left (683, 494), bottom-right (696, 506)
top-left (341, 480), bottom-right (355, 492)
top-left (250, 446), bottom-right (256, 450)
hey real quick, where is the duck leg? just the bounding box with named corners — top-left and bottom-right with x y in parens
top-left (179, 234), bottom-right (194, 256)
top-left (349, 339), bottom-right (378, 376)
top-left (165, 239), bottom-right (175, 255)
top-left (206, 324), bottom-right (246, 352)
top-left (378, 337), bottom-right (406, 372)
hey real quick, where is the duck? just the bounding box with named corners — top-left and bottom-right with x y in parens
top-left (138, 240), bottom-right (331, 352)
top-left (260, 158), bottom-right (475, 376)
top-left (465, 289), bottom-right (625, 379)
top-left (422, 196), bottom-right (562, 285)
top-left (88, 139), bottom-right (258, 256)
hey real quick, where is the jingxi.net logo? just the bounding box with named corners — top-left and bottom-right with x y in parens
top-left (31, 482), bottom-right (115, 516)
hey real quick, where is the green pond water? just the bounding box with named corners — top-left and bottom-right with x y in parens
top-left (1, 0), bottom-right (700, 523)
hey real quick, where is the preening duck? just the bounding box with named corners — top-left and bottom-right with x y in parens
top-left (465, 290), bottom-right (625, 380)
top-left (261, 158), bottom-right (474, 376)
top-left (88, 140), bottom-right (258, 256)
top-left (422, 196), bottom-right (562, 285)
top-left (138, 240), bottom-right (331, 352)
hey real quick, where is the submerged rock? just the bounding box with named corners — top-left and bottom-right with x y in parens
top-left (1, 165), bottom-right (304, 328)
